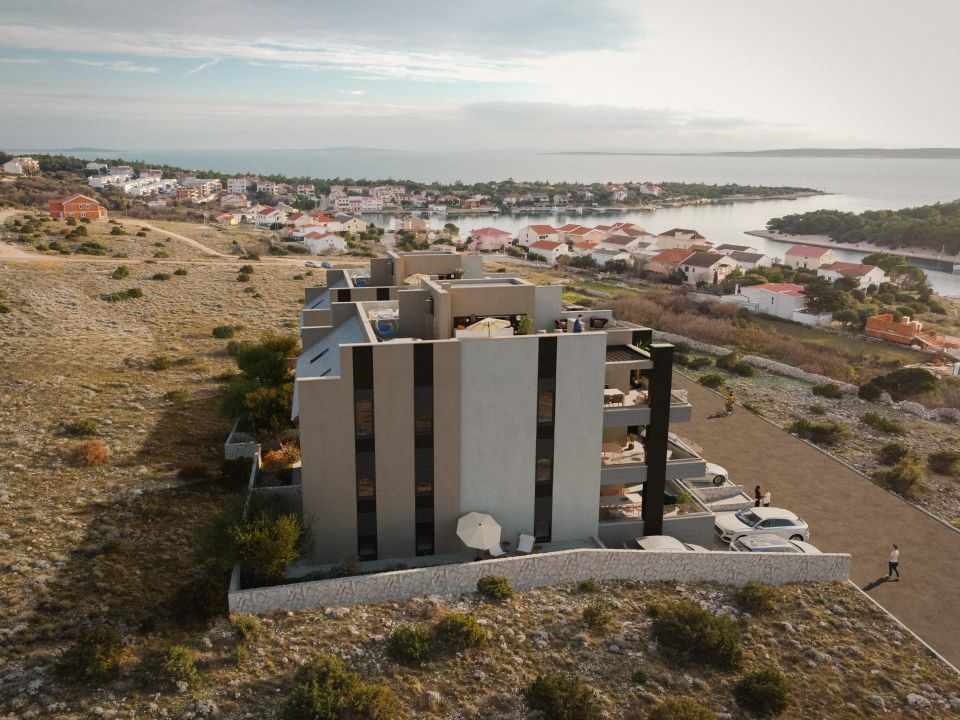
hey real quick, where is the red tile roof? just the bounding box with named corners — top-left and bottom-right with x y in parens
top-left (530, 240), bottom-right (564, 251)
top-left (573, 241), bottom-right (598, 250)
top-left (819, 261), bottom-right (879, 276)
top-left (785, 245), bottom-right (832, 257)
top-left (650, 248), bottom-right (694, 263)
top-left (471, 226), bottom-right (510, 236)
top-left (557, 223), bottom-right (583, 232)
top-left (527, 224), bottom-right (558, 234)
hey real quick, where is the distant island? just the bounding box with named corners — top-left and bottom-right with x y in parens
top-left (552, 148), bottom-right (960, 160)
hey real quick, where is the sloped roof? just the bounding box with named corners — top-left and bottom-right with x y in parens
top-left (747, 283), bottom-right (805, 296)
top-left (658, 228), bottom-right (705, 239)
top-left (730, 251), bottom-right (768, 263)
top-left (786, 245), bottom-right (832, 257)
top-left (526, 224), bottom-right (558, 234)
top-left (682, 252), bottom-right (731, 268)
top-left (530, 240), bottom-right (564, 251)
top-left (650, 248), bottom-right (695, 264)
top-left (819, 261), bottom-right (880, 277)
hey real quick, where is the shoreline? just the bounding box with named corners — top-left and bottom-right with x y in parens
top-left (745, 229), bottom-right (960, 265)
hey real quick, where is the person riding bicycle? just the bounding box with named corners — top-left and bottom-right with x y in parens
top-left (725, 390), bottom-right (736, 414)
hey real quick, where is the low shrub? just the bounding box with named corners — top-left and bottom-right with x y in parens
top-left (111, 265), bottom-right (130, 280)
top-left (138, 644), bottom-right (198, 689)
top-left (787, 418), bottom-right (848, 446)
top-left (77, 241), bottom-right (107, 255)
top-left (523, 671), bottom-right (602, 720)
top-left (177, 457), bottom-right (208, 479)
top-left (55, 625), bottom-right (124, 682)
top-left (576, 578), bottom-right (598, 594)
top-left (736, 582), bottom-right (780, 615)
top-left (687, 355), bottom-right (714, 370)
top-left (808, 404), bottom-right (826, 415)
top-left (262, 443), bottom-right (301, 469)
top-left (149, 355), bottom-right (172, 371)
top-left (231, 613), bottom-right (264, 644)
top-left (476, 575), bottom-right (515, 601)
top-left (878, 442), bottom-right (910, 466)
top-left (630, 665), bottom-right (648, 684)
top-left (151, 272), bottom-right (171, 281)
top-left (173, 268), bottom-right (188, 276)
top-left (282, 654), bottom-right (406, 720)
top-left (927, 449), bottom-right (960, 475)
top-left (105, 287), bottom-right (143, 302)
top-left (168, 574), bottom-right (228, 624)
top-left (649, 599), bottom-right (743, 668)
top-left (858, 382), bottom-right (883, 401)
top-left (226, 339), bottom-right (254, 356)
top-left (873, 458), bottom-right (925, 496)
top-left (63, 418), bottom-right (99, 436)
top-left (213, 324), bottom-right (236, 339)
top-left (69, 439), bottom-right (108, 466)
top-left (699, 373), bottom-right (726, 390)
top-left (731, 360), bottom-right (756, 377)
top-left (734, 666), bottom-right (791, 717)
top-left (860, 411), bottom-right (906, 435)
top-left (237, 272), bottom-right (251, 282)
top-left (872, 367), bottom-right (938, 401)
top-left (230, 512), bottom-right (305, 586)
top-left (644, 696), bottom-right (717, 720)
top-left (582, 600), bottom-right (613, 629)
top-left (387, 624), bottom-right (433, 665)
top-left (239, 264), bottom-right (255, 274)
top-left (110, 225), bottom-right (124, 235)
top-left (811, 383), bottom-right (843, 399)
top-left (436, 613), bottom-right (487, 648)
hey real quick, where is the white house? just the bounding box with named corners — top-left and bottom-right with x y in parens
top-left (655, 228), bottom-right (708, 250)
top-left (85, 162), bottom-right (108, 172)
top-left (254, 205), bottom-right (285, 226)
top-left (784, 245), bottom-right (838, 270)
top-left (591, 248), bottom-right (632, 267)
top-left (599, 234), bottom-right (647, 253)
top-left (715, 243), bottom-right (758, 255)
top-left (304, 231), bottom-right (346, 254)
top-left (528, 240), bottom-right (568, 265)
top-left (518, 224), bottom-right (559, 247)
top-left (637, 182), bottom-right (662, 197)
top-left (469, 227), bottom-right (511, 251)
top-left (296, 184), bottom-right (316, 198)
top-left (679, 252), bottom-right (738, 286)
top-left (817, 261), bottom-right (887, 288)
top-left (221, 193), bottom-right (248, 209)
top-left (571, 241), bottom-right (598, 257)
top-left (340, 218), bottom-right (368, 234)
top-left (227, 177), bottom-right (252, 194)
top-left (215, 212), bottom-right (239, 226)
top-left (612, 189), bottom-right (629, 201)
top-left (733, 283), bottom-right (832, 326)
top-left (729, 251), bottom-right (772, 271)
top-left (3, 157), bottom-right (39, 174)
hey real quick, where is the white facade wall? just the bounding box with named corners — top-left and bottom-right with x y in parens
top-left (739, 287), bottom-right (805, 319)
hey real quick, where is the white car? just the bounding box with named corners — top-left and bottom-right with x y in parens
top-left (634, 535), bottom-right (709, 552)
top-left (714, 507), bottom-right (810, 544)
top-left (730, 533), bottom-right (821, 554)
top-left (703, 461), bottom-right (729, 486)
top-left (304, 261), bottom-right (323, 268)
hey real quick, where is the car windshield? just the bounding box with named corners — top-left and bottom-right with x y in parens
top-left (734, 509), bottom-right (762, 526)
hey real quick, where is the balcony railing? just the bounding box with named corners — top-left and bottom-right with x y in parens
top-left (601, 387), bottom-right (692, 426)
top-left (600, 439), bottom-right (706, 486)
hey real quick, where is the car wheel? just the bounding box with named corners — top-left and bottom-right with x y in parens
top-left (790, 534), bottom-right (804, 541)
top-left (712, 475), bottom-right (726, 486)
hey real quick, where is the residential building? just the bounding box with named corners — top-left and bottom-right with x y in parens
top-left (304, 231), bottom-right (346, 254)
top-left (256, 179), bottom-right (277, 195)
top-left (572, 241), bottom-right (599, 257)
top-left (341, 218), bottom-right (369, 234)
top-left (48, 193), bottom-right (107, 220)
top-left (645, 248), bottom-right (693, 275)
top-left (297, 184), bottom-right (317, 198)
top-left (612, 189), bottom-right (629, 202)
top-left (715, 243), bottom-right (758, 255)
top-left (227, 177), bottom-right (253, 194)
top-left (556, 223), bottom-right (586, 242)
top-left (637, 182), bottom-right (662, 197)
top-left (175, 171), bottom-right (196, 184)
top-left (295, 250), bottom-right (701, 563)
top-left (85, 162), bottom-right (108, 172)
top-left (783, 245), bottom-right (838, 270)
top-left (592, 248), bottom-right (632, 267)
top-left (394, 216), bottom-right (429, 233)
top-left (728, 251), bottom-right (772, 271)
top-left (139, 168), bottom-right (163, 178)
top-left (732, 283), bottom-right (832, 326)
top-left (600, 234), bottom-right (647, 253)
top-left (817, 262), bottom-right (887, 289)
top-left (3, 156), bottom-right (39, 174)
top-left (655, 228), bottom-right (707, 250)
top-left (221, 193), bottom-right (248, 209)
top-left (679, 252), bottom-right (737, 286)
top-left (518, 224), bottom-right (559, 247)
top-left (865, 314), bottom-right (929, 346)
top-left (111, 165), bottom-right (135, 177)
top-left (176, 179), bottom-right (221, 202)
top-left (253, 205), bottom-right (285, 226)
top-left (469, 227), bottom-right (511, 252)
top-left (215, 212), bottom-right (239, 226)
top-left (528, 240), bottom-right (568, 265)
top-left (568, 226), bottom-right (609, 244)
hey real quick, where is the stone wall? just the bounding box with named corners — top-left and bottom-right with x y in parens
top-left (228, 548), bottom-right (851, 614)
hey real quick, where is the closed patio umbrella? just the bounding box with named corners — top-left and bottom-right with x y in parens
top-left (456, 512), bottom-right (502, 558)
top-left (403, 273), bottom-right (431, 285)
top-left (465, 317), bottom-right (512, 336)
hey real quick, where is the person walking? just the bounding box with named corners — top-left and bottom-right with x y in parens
top-left (887, 544), bottom-right (900, 580)
top-left (725, 390), bottom-right (736, 415)
top-left (754, 485), bottom-right (762, 507)
top-left (573, 314), bottom-right (584, 333)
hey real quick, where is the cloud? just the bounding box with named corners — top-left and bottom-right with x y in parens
top-left (339, 90), bottom-right (365, 96)
top-left (0, 57), bottom-right (44, 64)
top-left (66, 58), bottom-right (160, 73)
top-left (184, 58), bottom-right (220, 76)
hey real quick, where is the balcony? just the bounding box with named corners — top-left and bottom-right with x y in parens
top-left (600, 438), bottom-right (707, 487)
top-left (601, 387), bottom-right (692, 426)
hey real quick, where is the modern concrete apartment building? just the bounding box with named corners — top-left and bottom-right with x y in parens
top-left (295, 251), bottom-right (705, 564)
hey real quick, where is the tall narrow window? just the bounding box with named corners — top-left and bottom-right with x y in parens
top-left (353, 347), bottom-right (377, 560)
top-left (413, 344), bottom-right (435, 555)
top-left (534, 337), bottom-right (557, 542)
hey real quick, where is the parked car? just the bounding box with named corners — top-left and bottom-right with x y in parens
top-left (703, 461), bottom-right (729, 486)
top-left (714, 507), bottom-right (809, 544)
top-left (634, 535), bottom-right (709, 552)
top-left (730, 533), bottom-right (821, 554)
top-left (321, 260), bottom-right (333, 268)
top-left (304, 261), bottom-right (322, 268)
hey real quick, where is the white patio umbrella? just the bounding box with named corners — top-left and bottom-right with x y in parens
top-left (456, 512), bottom-right (502, 558)
top-left (465, 317), bottom-right (512, 336)
top-left (403, 273), bottom-right (431, 285)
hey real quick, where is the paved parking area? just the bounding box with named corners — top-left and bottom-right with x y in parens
top-left (672, 373), bottom-right (960, 667)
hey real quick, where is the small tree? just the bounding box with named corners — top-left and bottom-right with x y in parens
top-left (387, 625), bottom-right (433, 665)
top-left (230, 511), bottom-right (305, 585)
top-left (643, 697), bottom-right (717, 720)
top-left (734, 666), bottom-right (791, 717)
top-left (523, 671), bottom-right (602, 720)
top-left (55, 626), bottom-right (124, 682)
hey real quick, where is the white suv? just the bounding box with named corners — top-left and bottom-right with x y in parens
top-left (714, 507), bottom-right (809, 544)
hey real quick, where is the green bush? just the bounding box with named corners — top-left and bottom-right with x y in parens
top-left (387, 624), bottom-right (433, 665)
top-left (523, 671), bottom-right (602, 720)
top-left (105, 287), bottom-right (144, 302)
top-left (732, 360), bottom-right (756, 377)
top-left (649, 600), bottom-right (743, 668)
top-left (858, 382), bottom-right (883, 401)
top-left (55, 625), bottom-right (124, 682)
top-left (734, 667), bottom-right (791, 717)
top-left (149, 355), bottom-right (172, 371)
top-left (630, 665), bottom-right (648, 684)
top-left (138, 644), bottom-right (198, 689)
top-left (230, 512), bottom-right (304, 586)
top-left (873, 458), bottom-right (925, 496)
top-left (151, 272), bottom-right (171, 281)
top-left (173, 268), bottom-right (188, 276)
top-left (699, 373), bottom-right (726, 390)
top-left (688, 356), bottom-right (713, 370)
top-left (77, 241), bottom-right (107, 255)
top-left (226, 339), bottom-right (255, 356)
top-left (213, 324), bottom-right (237, 339)
top-left (736, 582), bottom-right (780, 616)
top-left (281, 654), bottom-right (406, 720)
top-left (860, 411), bottom-right (906, 435)
top-left (928, 450), bottom-right (960, 475)
top-left (872, 368), bottom-right (938, 401)
top-left (807, 404), bottom-right (826, 415)
top-left (811, 383), bottom-right (843, 399)
top-left (110, 225), bottom-right (124, 235)
top-left (582, 600), bottom-right (613, 629)
top-left (645, 696), bottom-right (717, 720)
top-left (232, 613), bottom-right (264, 644)
top-left (476, 575), bottom-right (515, 601)
top-left (436, 613), bottom-right (487, 649)
top-left (878, 442), bottom-right (910, 466)
top-left (576, 578), bottom-right (598, 594)
top-left (787, 418), bottom-right (848, 446)
top-left (239, 264), bottom-right (255, 274)
top-left (63, 418), bottom-right (99, 436)
top-left (111, 265), bottom-right (130, 279)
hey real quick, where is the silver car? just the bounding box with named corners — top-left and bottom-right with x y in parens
top-left (730, 533), bottom-right (821, 554)
top-left (714, 507), bottom-right (810, 544)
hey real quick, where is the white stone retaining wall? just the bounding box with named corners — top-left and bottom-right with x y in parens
top-left (228, 548), bottom-right (851, 614)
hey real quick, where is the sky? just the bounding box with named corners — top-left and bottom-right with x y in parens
top-left (1, 0), bottom-right (959, 152)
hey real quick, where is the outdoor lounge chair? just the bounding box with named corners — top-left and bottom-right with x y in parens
top-left (487, 543), bottom-right (506, 558)
top-left (517, 533), bottom-right (536, 554)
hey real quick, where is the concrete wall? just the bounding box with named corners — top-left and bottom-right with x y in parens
top-left (449, 283), bottom-right (535, 320)
top-left (228, 547), bottom-right (851, 613)
top-left (598, 512), bottom-right (715, 547)
top-left (433, 341), bottom-right (462, 553)
top-left (458, 336), bottom-right (538, 542)
top-left (552, 333), bottom-right (606, 541)
top-left (533, 285), bottom-right (563, 330)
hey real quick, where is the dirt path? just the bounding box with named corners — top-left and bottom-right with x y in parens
top-left (120, 220), bottom-right (229, 258)
top-left (673, 372), bottom-right (960, 666)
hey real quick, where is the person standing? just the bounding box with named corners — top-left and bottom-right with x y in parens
top-left (762, 489), bottom-right (771, 507)
top-left (754, 485), bottom-right (762, 507)
top-left (573, 314), bottom-right (584, 333)
top-left (887, 544), bottom-right (900, 580)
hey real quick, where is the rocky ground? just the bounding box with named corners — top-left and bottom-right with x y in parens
top-left (680, 366), bottom-right (960, 526)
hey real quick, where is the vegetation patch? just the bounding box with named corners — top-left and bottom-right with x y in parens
top-left (138, 644), bottom-right (198, 689)
top-left (62, 418), bottom-right (99, 436)
top-left (645, 696), bottom-right (717, 720)
top-left (928, 449), bottom-right (960, 475)
top-left (387, 624), bottom-right (433, 665)
top-left (582, 600), bottom-right (613, 629)
top-left (55, 626), bottom-right (124, 682)
top-left (811, 383), bottom-right (843, 399)
top-left (734, 666), bottom-right (791, 717)
top-left (860, 411), bottom-right (906, 435)
top-left (523, 670), bottom-right (602, 720)
top-left (736, 582), bottom-right (781, 616)
top-left (649, 599), bottom-right (743, 668)
top-left (281, 653), bottom-right (406, 720)
top-left (698, 373), bottom-right (726, 390)
top-left (69, 439), bottom-right (108, 467)
top-left (787, 418), bottom-right (849, 446)
top-left (476, 575), bottom-right (515, 602)
top-left (872, 458), bottom-right (925, 497)
top-left (436, 613), bottom-right (488, 649)
top-left (878, 442), bottom-right (910, 466)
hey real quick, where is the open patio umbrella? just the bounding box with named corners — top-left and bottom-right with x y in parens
top-left (403, 273), bottom-right (431, 285)
top-left (465, 317), bottom-right (512, 336)
top-left (456, 511), bottom-right (502, 559)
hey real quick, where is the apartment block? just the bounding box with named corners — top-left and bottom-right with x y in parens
top-left (295, 252), bottom-right (706, 564)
